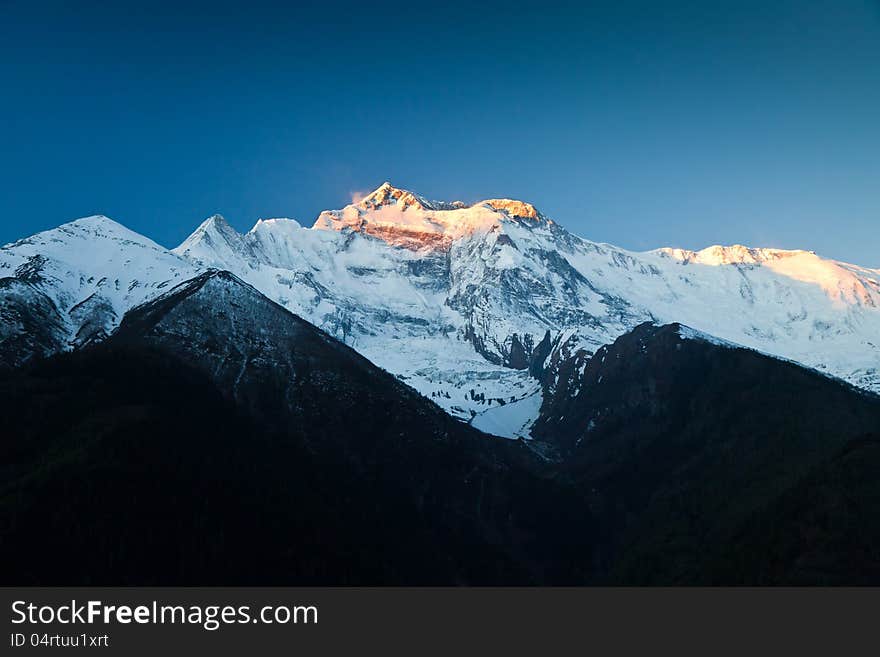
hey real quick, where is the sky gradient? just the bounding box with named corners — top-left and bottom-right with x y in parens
top-left (2, 0), bottom-right (878, 266)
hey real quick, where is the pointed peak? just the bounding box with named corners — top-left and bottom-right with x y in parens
top-left (370, 181), bottom-right (397, 196)
top-left (189, 268), bottom-right (250, 288)
top-left (130, 269), bottom-right (256, 310)
top-left (115, 269), bottom-right (269, 339)
top-left (188, 214), bottom-right (241, 241)
top-left (355, 182), bottom-right (434, 211)
top-left (174, 214), bottom-right (243, 256)
top-left (195, 214), bottom-right (233, 231)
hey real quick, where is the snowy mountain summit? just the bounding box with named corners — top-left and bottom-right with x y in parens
top-left (312, 181), bottom-right (549, 250)
top-left (2, 183), bottom-right (879, 436)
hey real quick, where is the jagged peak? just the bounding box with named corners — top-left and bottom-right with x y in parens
top-left (311, 183), bottom-right (553, 250)
top-left (194, 213), bottom-right (234, 232)
top-left (352, 183), bottom-right (545, 220)
top-left (355, 182), bottom-right (436, 212)
top-left (174, 214), bottom-right (243, 255)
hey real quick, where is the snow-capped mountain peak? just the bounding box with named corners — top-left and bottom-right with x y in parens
top-left (355, 182), bottom-right (436, 212)
top-left (198, 213), bottom-right (233, 231)
top-left (1, 214), bottom-right (197, 359)
top-left (177, 213), bottom-right (236, 248)
top-left (2, 214), bottom-right (184, 276)
top-left (311, 183), bottom-right (552, 251)
top-left (173, 214), bottom-right (253, 266)
top-left (59, 214), bottom-right (132, 233)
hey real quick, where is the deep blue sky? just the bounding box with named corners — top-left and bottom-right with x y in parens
top-left (2, 1), bottom-right (878, 265)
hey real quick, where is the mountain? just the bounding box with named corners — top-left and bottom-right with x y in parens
top-left (0, 215), bottom-right (196, 367)
top-left (4, 183), bottom-right (880, 584)
top-left (531, 322), bottom-right (880, 584)
top-left (2, 184), bottom-right (879, 436)
top-left (3, 289), bottom-right (879, 583)
top-left (0, 270), bottom-right (595, 584)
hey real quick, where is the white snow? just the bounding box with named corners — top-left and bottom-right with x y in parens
top-left (676, 324), bottom-right (742, 348)
top-left (470, 388), bottom-right (543, 439)
top-left (1, 215), bottom-right (197, 346)
top-left (4, 183), bottom-right (879, 435)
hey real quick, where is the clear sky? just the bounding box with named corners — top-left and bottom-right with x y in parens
top-left (2, 0), bottom-right (878, 266)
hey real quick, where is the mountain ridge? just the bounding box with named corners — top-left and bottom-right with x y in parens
top-left (2, 182), bottom-right (879, 435)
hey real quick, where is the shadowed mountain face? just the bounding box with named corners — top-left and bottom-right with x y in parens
top-left (532, 323), bottom-right (880, 584)
top-left (2, 273), bottom-right (880, 585)
top-left (717, 436), bottom-right (880, 585)
top-left (0, 277), bottom-right (66, 369)
top-left (0, 271), bottom-right (594, 585)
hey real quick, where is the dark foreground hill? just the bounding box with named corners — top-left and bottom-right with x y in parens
top-left (1, 274), bottom-right (879, 584)
top-left (0, 272), bottom-right (594, 585)
top-left (532, 322), bottom-right (880, 584)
